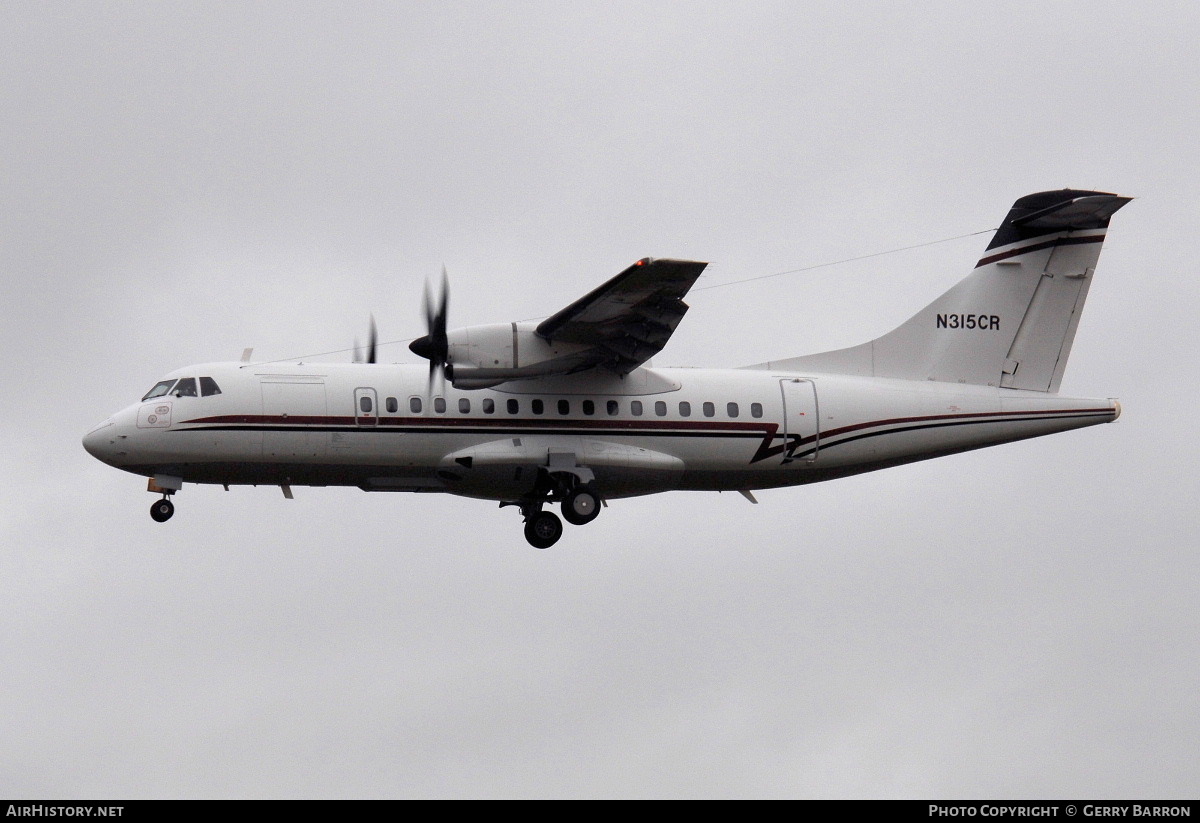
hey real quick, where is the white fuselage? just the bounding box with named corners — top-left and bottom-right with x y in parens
top-left (83, 360), bottom-right (1118, 501)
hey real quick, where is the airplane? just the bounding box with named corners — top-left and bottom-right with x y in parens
top-left (83, 189), bottom-right (1129, 548)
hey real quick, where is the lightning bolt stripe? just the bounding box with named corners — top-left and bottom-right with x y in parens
top-left (175, 406), bottom-right (1115, 465)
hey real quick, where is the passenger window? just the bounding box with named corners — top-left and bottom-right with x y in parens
top-left (410, 397), bottom-right (422, 414)
top-left (360, 395), bottom-right (373, 413)
top-left (655, 401), bottom-right (666, 416)
top-left (386, 397), bottom-right (398, 413)
top-left (679, 401), bottom-right (691, 417)
top-left (558, 399), bottom-right (569, 415)
top-left (507, 399), bottom-right (519, 414)
top-left (703, 402), bottom-right (715, 418)
top-left (199, 376), bottom-right (222, 397)
top-left (459, 398), bottom-right (471, 413)
top-left (631, 401), bottom-right (643, 416)
top-left (583, 400), bottom-right (595, 416)
top-left (751, 402), bottom-right (763, 419)
top-left (483, 398), bottom-right (495, 414)
top-left (434, 397), bottom-right (446, 414)
top-left (727, 402), bottom-right (739, 418)
top-left (532, 399), bottom-right (544, 415)
top-left (607, 400), bottom-right (619, 416)
top-left (173, 377), bottom-right (198, 397)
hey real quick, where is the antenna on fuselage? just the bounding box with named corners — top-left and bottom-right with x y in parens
top-left (240, 348), bottom-right (254, 363)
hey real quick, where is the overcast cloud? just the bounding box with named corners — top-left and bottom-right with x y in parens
top-left (2, 0), bottom-right (1197, 798)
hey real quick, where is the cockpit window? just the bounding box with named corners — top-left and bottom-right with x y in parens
top-left (199, 376), bottom-right (222, 397)
top-left (142, 379), bottom-right (177, 401)
top-left (173, 377), bottom-right (198, 397)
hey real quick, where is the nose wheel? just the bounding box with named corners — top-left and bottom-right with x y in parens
top-left (150, 497), bottom-right (175, 523)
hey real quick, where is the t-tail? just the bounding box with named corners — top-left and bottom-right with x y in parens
top-left (752, 189), bottom-right (1131, 392)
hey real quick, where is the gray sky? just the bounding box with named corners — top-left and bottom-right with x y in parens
top-left (3, 0), bottom-right (1198, 798)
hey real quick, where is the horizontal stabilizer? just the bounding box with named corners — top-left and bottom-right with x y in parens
top-left (986, 189), bottom-right (1131, 250)
top-left (1010, 194), bottom-right (1131, 231)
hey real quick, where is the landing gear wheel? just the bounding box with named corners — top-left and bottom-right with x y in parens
top-left (150, 498), bottom-right (175, 523)
top-left (562, 485), bottom-right (600, 526)
top-left (524, 510), bottom-right (563, 549)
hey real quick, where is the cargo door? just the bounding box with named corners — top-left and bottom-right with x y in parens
top-left (261, 379), bottom-right (328, 458)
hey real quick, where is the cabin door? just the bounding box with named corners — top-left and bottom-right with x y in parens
top-left (354, 387), bottom-right (378, 426)
top-left (779, 378), bottom-right (819, 463)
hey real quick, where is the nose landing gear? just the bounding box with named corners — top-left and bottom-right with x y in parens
top-left (146, 476), bottom-right (182, 523)
top-left (150, 497), bottom-right (175, 522)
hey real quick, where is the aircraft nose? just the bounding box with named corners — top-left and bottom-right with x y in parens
top-left (83, 419), bottom-right (118, 464)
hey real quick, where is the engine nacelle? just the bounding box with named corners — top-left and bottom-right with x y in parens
top-left (445, 322), bottom-right (597, 389)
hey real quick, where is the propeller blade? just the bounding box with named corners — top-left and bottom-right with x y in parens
top-left (429, 359), bottom-right (441, 397)
top-left (409, 266), bottom-right (451, 396)
top-left (352, 315), bottom-right (378, 364)
top-left (436, 265), bottom-right (449, 337)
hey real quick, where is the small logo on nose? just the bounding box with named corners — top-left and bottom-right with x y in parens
top-left (138, 401), bottom-right (172, 428)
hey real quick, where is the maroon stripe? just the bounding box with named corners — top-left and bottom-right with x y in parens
top-left (183, 406), bottom-right (1112, 435)
top-left (177, 406), bottom-right (1113, 468)
top-left (179, 413), bottom-right (774, 434)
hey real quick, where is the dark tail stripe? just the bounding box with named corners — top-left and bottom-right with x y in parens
top-left (975, 234), bottom-right (1105, 268)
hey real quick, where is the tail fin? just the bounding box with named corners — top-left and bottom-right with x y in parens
top-left (752, 189), bottom-right (1131, 392)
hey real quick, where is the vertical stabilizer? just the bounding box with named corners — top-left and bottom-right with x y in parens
top-left (750, 189), bottom-right (1130, 392)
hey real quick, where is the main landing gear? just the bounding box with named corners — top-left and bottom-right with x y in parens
top-left (523, 509), bottom-right (563, 549)
top-left (562, 485), bottom-right (600, 526)
top-left (507, 471), bottom-right (603, 549)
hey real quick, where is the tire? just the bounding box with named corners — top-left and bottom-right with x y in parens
top-left (150, 498), bottom-right (175, 523)
top-left (562, 485), bottom-right (600, 526)
top-left (523, 511), bottom-right (563, 549)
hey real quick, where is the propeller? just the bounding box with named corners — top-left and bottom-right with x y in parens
top-left (353, 314), bottom-right (378, 364)
top-left (409, 266), bottom-right (450, 393)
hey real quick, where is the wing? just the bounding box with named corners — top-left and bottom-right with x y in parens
top-left (535, 257), bottom-right (708, 374)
